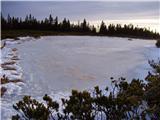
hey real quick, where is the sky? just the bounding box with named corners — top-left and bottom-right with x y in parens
top-left (1, 1), bottom-right (160, 33)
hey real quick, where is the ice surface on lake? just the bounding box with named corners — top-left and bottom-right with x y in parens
top-left (16, 36), bottom-right (159, 93)
top-left (1, 36), bottom-right (159, 119)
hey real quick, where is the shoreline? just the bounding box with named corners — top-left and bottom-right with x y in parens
top-left (2, 30), bottom-right (159, 41)
top-left (1, 39), bottom-right (23, 97)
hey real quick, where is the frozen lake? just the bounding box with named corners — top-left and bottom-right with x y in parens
top-left (1, 36), bottom-right (159, 119)
top-left (17, 36), bottom-right (159, 93)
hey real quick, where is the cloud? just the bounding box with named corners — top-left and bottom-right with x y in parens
top-left (2, 1), bottom-right (159, 20)
top-left (2, 1), bottom-right (159, 32)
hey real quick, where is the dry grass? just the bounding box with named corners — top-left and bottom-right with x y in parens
top-left (1, 61), bottom-right (16, 66)
top-left (12, 48), bottom-right (17, 51)
top-left (2, 66), bottom-right (17, 71)
top-left (1, 87), bottom-right (7, 96)
top-left (1, 75), bottom-right (22, 84)
top-left (1, 75), bottom-right (22, 96)
top-left (11, 56), bottom-right (20, 60)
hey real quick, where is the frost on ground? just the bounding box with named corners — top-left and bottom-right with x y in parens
top-left (1, 36), bottom-right (159, 119)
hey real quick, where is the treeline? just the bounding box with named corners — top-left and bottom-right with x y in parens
top-left (99, 21), bottom-right (160, 39)
top-left (12, 60), bottom-right (160, 120)
top-left (1, 14), bottom-right (160, 39)
top-left (1, 14), bottom-right (96, 34)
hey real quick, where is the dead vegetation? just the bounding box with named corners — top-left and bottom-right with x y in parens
top-left (1, 61), bottom-right (16, 66)
top-left (11, 56), bottom-right (20, 60)
top-left (1, 61), bottom-right (17, 71)
top-left (2, 65), bottom-right (17, 71)
top-left (1, 87), bottom-right (7, 96)
top-left (1, 75), bottom-right (22, 96)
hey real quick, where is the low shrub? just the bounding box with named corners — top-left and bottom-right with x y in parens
top-left (155, 40), bottom-right (160, 48)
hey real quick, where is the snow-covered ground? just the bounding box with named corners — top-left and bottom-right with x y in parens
top-left (1, 36), bottom-right (159, 119)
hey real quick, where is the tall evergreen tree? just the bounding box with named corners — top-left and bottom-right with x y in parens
top-left (99, 21), bottom-right (106, 34)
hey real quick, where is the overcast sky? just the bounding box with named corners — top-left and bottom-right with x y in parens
top-left (1, 1), bottom-right (160, 32)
